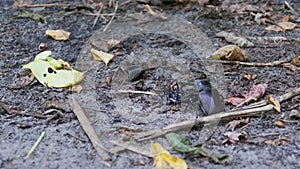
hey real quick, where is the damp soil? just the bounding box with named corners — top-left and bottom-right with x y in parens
top-left (1, 0), bottom-right (300, 169)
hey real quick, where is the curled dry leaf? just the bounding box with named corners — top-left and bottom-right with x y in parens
top-left (222, 131), bottom-right (247, 144)
top-left (274, 120), bottom-right (285, 128)
top-left (265, 22), bottom-right (297, 32)
top-left (216, 31), bottom-right (254, 48)
top-left (91, 48), bottom-right (114, 66)
top-left (226, 83), bottom-right (267, 106)
top-left (46, 29), bottom-right (71, 41)
top-left (267, 96), bottom-right (281, 112)
top-left (227, 118), bottom-right (249, 131)
top-left (150, 143), bottom-right (188, 169)
top-left (210, 45), bottom-right (248, 61)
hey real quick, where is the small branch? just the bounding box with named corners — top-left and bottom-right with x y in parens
top-left (208, 59), bottom-right (289, 66)
top-left (92, 6), bottom-right (103, 28)
top-left (135, 87), bottom-right (300, 141)
top-left (24, 131), bottom-right (45, 160)
top-left (70, 97), bottom-right (111, 167)
top-left (143, 4), bottom-right (168, 20)
top-left (103, 1), bottom-right (118, 32)
top-left (284, 1), bottom-right (297, 14)
top-left (22, 3), bottom-right (69, 8)
top-left (115, 90), bottom-right (158, 96)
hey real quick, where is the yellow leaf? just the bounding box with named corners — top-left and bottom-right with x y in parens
top-left (46, 29), bottom-right (71, 41)
top-left (22, 51), bottom-right (84, 88)
top-left (267, 96), bottom-right (281, 112)
top-left (91, 48), bottom-right (114, 66)
top-left (151, 143), bottom-right (188, 169)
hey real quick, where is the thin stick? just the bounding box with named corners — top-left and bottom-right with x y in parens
top-left (115, 90), bottom-right (158, 96)
top-left (22, 3), bottom-right (69, 8)
top-left (70, 97), bottom-right (111, 167)
top-left (284, 1), bottom-right (297, 14)
top-left (103, 1), bottom-right (118, 32)
top-left (208, 59), bottom-right (289, 66)
top-left (24, 131), bottom-right (46, 160)
top-left (135, 87), bottom-right (300, 141)
top-left (92, 6), bottom-right (103, 28)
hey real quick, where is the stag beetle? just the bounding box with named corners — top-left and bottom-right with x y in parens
top-left (165, 81), bottom-right (182, 105)
top-left (194, 75), bottom-right (224, 116)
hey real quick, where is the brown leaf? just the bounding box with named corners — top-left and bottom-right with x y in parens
top-left (243, 83), bottom-right (267, 99)
top-left (274, 120), bottom-right (285, 128)
top-left (225, 96), bottom-right (246, 106)
top-left (222, 131), bottom-right (247, 144)
top-left (227, 118), bottom-right (249, 131)
top-left (12, 0), bottom-right (33, 8)
top-left (265, 22), bottom-right (297, 32)
top-left (265, 136), bottom-right (290, 146)
top-left (210, 45), bottom-right (248, 61)
top-left (267, 96), bottom-right (281, 112)
top-left (226, 83), bottom-right (267, 106)
top-left (46, 30), bottom-right (71, 41)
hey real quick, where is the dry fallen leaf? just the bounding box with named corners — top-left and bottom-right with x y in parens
top-left (13, 0), bottom-right (33, 8)
top-left (46, 29), bottom-right (71, 41)
top-left (292, 54), bottom-right (300, 66)
top-left (222, 131), bottom-right (247, 144)
top-left (274, 120), bottom-right (285, 128)
top-left (265, 22), bottom-right (297, 32)
top-left (91, 48), bottom-right (114, 66)
top-left (150, 143), bottom-right (188, 169)
top-left (265, 136), bottom-right (290, 146)
top-left (210, 45), bottom-right (248, 61)
top-left (216, 31), bottom-right (254, 48)
top-left (267, 96), bottom-right (281, 112)
top-left (226, 83), bottom-right (267, 106)
top-left (227, 118), bottom-right (249, 131)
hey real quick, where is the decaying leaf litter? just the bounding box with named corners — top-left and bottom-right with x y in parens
top-left (1, 0), bottom-right (300, 168)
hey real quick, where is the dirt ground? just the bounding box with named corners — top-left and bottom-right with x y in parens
top-left (1, 0), bottom-right (300, 169)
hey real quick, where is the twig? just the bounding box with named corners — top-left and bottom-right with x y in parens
top-left (70, 97), bottom-right (111, 167)
top-left (115, 90), bottom-right (158, 96)
top-left (110, 140), bottom-right (152, 157)
top-left (284, 1), bottom-right (297, 14)
top-left (103, 1), bottom-right (118, 32)
top-left (24, 131), bottom-right (45, 160)
top-left (92, 6), bottom-right (103, 28)
top-left (135, 87), bottom-right (300, 141)
top-left (143, 4), bottom-right (168, 20)
top-left (22, 3), bottom-right (69, 8)
top-left (208, 59), bottom-right (289, 66)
